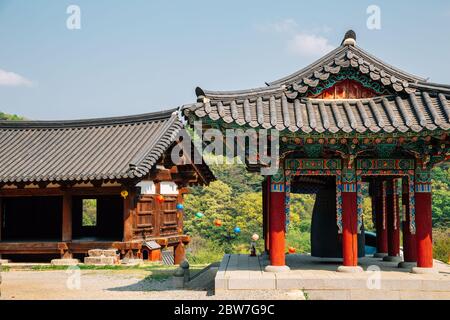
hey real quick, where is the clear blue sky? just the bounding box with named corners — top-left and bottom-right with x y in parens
top-left (1, 0), bottom-right (449, 120)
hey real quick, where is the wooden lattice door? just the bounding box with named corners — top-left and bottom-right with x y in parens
top-left (136, 195), bottom-right (157, 237)
top-left (159, 195), bottom-right (178, 236)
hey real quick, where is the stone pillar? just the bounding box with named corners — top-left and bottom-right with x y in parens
top-left (383, 179), bottom-right (402, 262)
top-left (338, 168), bottom-right (362, 272)
top-left (265, 173), bottom-right (289, 273)
top-left (373, 180), bottom-right (388, 258)
top-left (412, 168), bottom-right (435, 273)
top-left (399, 177), bottom-right (417, 268)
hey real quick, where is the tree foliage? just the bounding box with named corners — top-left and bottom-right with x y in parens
top-left (0, 111), bottom-right (24, 121)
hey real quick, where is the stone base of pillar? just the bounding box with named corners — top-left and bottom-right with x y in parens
top-left (337, 266), bottom-right (363, 273)
top-left (373, 252), bottom-right (388, 258)
top-left (411, 267), bottom-right (438, 274)
top-left (0, 259), bottom-right (11, 265)
top-left (51, 259), bottom-right (79, 266)
top-left (264, 265), bottom-right (290, 273)
top-left (382, 255), bottom-right (402, 263)
top-left (398, 261), bottom-right (417, 269)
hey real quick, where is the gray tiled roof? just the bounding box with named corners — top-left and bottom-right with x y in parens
top-left (185, 92), bottom-right (450, 134)
top-left (186, 39), bottom-right (450, 134)
top-left (0, 109), bottom-right (213, 184)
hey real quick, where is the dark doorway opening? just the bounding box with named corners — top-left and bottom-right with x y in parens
top-left (72, 195), bottom-right (123, 241)
top-left (1, 196), bottom-right (62, 241)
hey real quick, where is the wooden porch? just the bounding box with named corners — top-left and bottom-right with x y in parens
top-left (0, 234), bottom-right (190, 258)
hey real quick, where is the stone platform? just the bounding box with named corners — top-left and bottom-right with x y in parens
top-left (215, 254), bottom-right (450, 300)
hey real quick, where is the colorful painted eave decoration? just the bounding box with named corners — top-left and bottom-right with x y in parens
top-left (357, 159), bottom-right (415, 170)
top-left (285, 159), bottom-right (342, 170)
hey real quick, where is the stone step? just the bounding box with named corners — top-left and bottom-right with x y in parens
top-left (102, 249), bottom-right (119, 257)
top-left (87, 249), bottom-right (104, 257)
top-left (51, 259), bottom-right (79, 266)
top-left (87, 249), bottom-right (118, 257)
top-left (84, 256), bottom-right (118, 265)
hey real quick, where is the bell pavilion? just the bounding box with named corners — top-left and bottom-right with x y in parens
top-left (183, 30), bottom-right (450, 273)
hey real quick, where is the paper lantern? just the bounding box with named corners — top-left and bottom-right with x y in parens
top-left (195, 212), bottom-right (204, 218)
top-left (288, 247), bottom-right (296, 254)
top-left (233, 227), bottom-right (241, 233)
top-left (214, 219), bottom-right (222, 227)
top-left (120, 190), bottom-right (129, 199)
top-left (251, 233), bottom-right (259, 241)
top-left (176, 203), bottom-right (184, 210)
top-left (156, 195), bottom-right (165, 202)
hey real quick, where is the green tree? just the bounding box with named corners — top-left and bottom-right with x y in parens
top-left (0, 112), bottom-right (24, 121)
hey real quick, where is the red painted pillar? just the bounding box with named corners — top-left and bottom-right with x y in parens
top-left (385, 179), bottom-right (400, 259)
top-left (374, 180), bottom-right (388, 256)
top-left (415, 171), bottom-right (433, 268)
top-left (340, 168), bottom-right (358, 268)
top-left (342, 191), bottom-right (358, 266)
top-left (402, 178), bottom-right (417, 263)
top-left (267, 176), bottom-right (287, 269)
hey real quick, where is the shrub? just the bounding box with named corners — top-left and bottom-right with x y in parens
top-left (433, 228), bottom-right (450, 264)
top-left (186, 236), bottom-right (225, 264)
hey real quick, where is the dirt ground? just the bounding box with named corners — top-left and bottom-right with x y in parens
top-left (0, 269), bottom-right (304, 300)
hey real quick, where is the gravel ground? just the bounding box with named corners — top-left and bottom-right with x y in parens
top-left (0, 270), bottom-right (304, 300)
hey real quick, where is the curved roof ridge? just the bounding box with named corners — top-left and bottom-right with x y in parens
top-left (128, 113), bottom-right (181, 173)
top-left (267, 45), bottom-right (346, 86)
top-left (195, 35), bottom-right (432, 100)
top-left (352, 45), bottom-right (426, 82)
top-left (195, 85), bottom-right (284, 100)
top-left (410, 81), bottom-right (450, 93)
top-left (0, 108), bottom-right (179, 129)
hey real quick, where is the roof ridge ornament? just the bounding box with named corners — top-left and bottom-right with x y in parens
top-left (342, 30), bottom-right (356, 46)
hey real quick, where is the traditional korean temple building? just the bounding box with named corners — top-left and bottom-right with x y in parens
top-left (183, 31), bottom-right (450, 273)
top-left (0, 109), bottom-right (214, 263)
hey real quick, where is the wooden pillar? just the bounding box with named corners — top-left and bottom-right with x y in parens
top-left (174, 242), bottom-right (186, 265)
top-left (374, 180), bottom-right (388, 256)
top-left (384, 179), bottom-right (401, 260)
top-left (265, 174), bottom-right (289, 272)
top-left (177, 186), bottom-right (188, 236)
top-left (62, 192), bottom-right (72, 242)
top-left (123, 188), bottom-right (135, 242)
top-left (415, 169), bottom-right (433, 268)
top-left (341, 169), bottom-right (358, 267)
top-left (402, 177), bottom-right (417, 263)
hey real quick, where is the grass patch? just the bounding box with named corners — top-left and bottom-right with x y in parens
top-left (29, 264), bottom-right (178, 271)
top-left (27, 263), bottom-right (209, 281)
top-left (0, 265), bottom-right (10, 272)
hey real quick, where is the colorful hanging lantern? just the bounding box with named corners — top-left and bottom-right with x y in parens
top-left (251, 233), bottom-right (259, 241)
top-left (233, 227), bottom-right (241, 233)
top-left (214, 219), bottom-right (222, 227)
top-left (156, 195), bottom-right (165, 202)
top-left (288, 246), bottom-right (296, 254)
top-left (176, 203), bottom-right (184, 210)
top-left (195, 212), bottom-right (204, 218)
